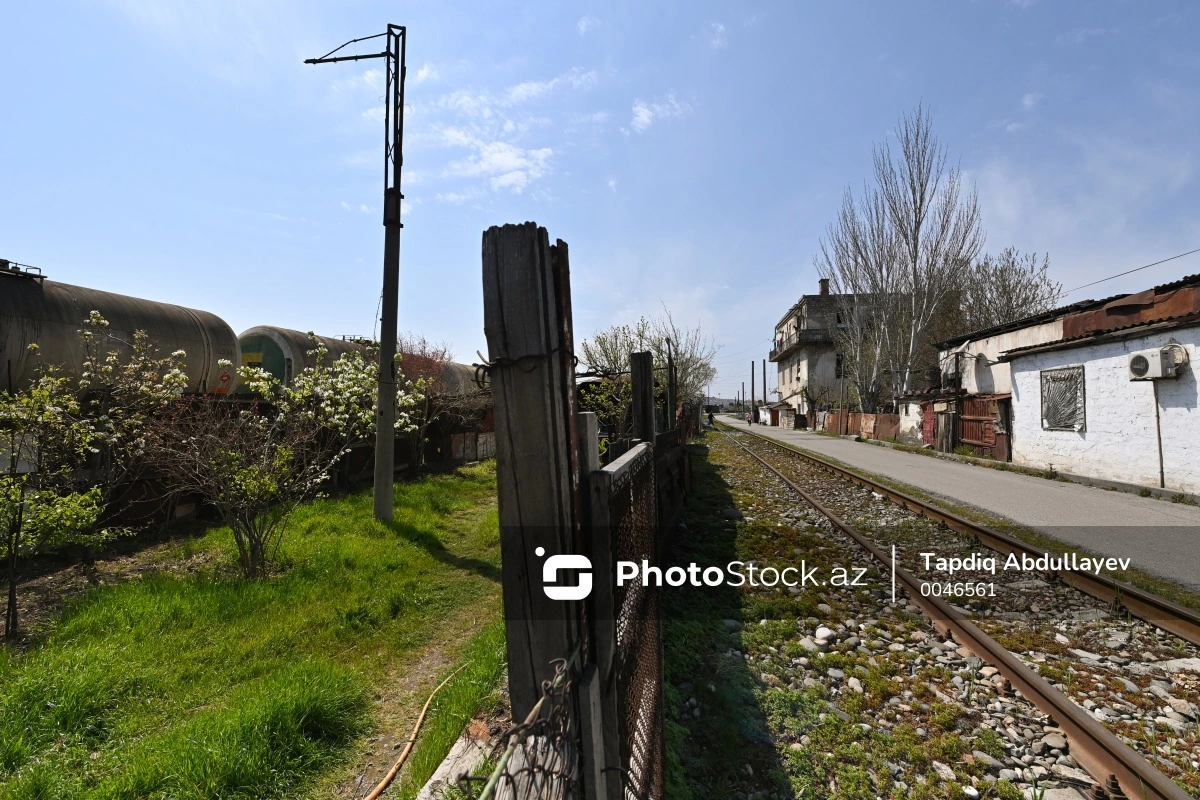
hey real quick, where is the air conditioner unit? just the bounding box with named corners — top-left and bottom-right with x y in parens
top-left (1128, 349), bottom-right (1177, 381)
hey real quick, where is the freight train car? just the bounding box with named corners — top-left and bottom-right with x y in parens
top-left (1, 261), bottom-right (238, 394)
top-left (236, 326), bottom-right (367, 387)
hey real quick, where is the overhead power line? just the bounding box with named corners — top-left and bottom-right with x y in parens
top-left (1062, 247), bottom-right (1200, 296)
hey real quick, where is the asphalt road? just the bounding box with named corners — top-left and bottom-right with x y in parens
top-left (716, 415), bottom-right (1200, 591)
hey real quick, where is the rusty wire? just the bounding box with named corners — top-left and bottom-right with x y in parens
top-left (449, 652), bottom-right (582, 800)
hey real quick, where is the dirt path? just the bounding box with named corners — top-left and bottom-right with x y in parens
top-left (321, 597), bottom-right (509, 800)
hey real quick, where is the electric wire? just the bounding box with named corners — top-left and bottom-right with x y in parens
top-left (1062, 246), bottom-right (1200, 296)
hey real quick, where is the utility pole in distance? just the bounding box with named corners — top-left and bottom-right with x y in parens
top-left (762, 358), bottom-right (766, 421)
top-left (306, 25), bottom-right (407, 521)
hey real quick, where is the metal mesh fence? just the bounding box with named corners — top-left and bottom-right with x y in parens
top-left (451, 657), bottom-right (581, 800)
top-left (608, 446), bottom-right (664, 800)
top-left (456, 443), bottom-right (669, 800)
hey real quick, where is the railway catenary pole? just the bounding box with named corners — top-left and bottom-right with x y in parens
top-left (761, 358), bottom-right (766, 422)
top-left (750, 361), bottom-right (755, 423)
top-left (306, 25), bottom-right (407, 521)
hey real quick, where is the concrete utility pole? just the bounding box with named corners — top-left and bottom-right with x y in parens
top-left (306, 25), bottom-right (407, 521)
top-left (762, 358), bottom-right (766, 421)
top-left (750, 361), bottom-right (755, 423)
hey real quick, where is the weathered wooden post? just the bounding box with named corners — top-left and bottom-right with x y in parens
top-left (481, 222), bottom-right (582, 720)
top-left (631, 351), bottom-right (655, 443)
top-left (666, 351), bottom-right (676, 432)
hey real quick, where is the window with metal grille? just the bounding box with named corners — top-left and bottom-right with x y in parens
top-left (1040, 365), bottom-right (1085, 431)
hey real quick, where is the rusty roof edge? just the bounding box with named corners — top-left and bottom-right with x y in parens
top-left (935, 298), bottom-right (1109, 350)
top-left (937, 272), bottom-right (1200, 350)
top-left (998, 312), bottom-right (1200, 361)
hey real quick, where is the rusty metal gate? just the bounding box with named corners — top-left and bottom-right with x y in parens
top-left (956, 395), bottom-right (1011, 460)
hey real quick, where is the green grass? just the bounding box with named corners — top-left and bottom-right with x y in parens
top-left (391, 622), bottom-right (507, 800)
top-left (662, 439), bottom-right (791, 800)
top-left (0, 463), bottom-right (504, 800)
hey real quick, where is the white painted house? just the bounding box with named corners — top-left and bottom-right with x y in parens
top-left (1004, 320), bottom-right (1198, 493)
top-left (999, 274), bottom-right (1200, 493)
top-left (914, 302), bottom-right (1091, 456)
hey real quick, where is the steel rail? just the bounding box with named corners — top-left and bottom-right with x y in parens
top-left (726, 425), bottom-right (1200, 649)
top-left (721, 431), bottom-right (1191, 800)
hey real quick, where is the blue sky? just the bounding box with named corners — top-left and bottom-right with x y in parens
top-left (3, 2), bottom-right (1198, 399)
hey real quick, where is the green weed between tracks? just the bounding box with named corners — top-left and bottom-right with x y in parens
top-left (0, 463), bottom-right (505, 800)
top-left (669, 434), bottom-right (1030, 800)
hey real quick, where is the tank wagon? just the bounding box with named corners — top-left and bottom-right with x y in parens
top-left (1, 261), bottom-right (238, 394)
top-left (236, 326), bottom-right (368, 387)
top-left (438, 361), bottom-right (481, 394)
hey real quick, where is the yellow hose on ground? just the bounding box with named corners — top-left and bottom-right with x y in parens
top-left (363, 662), bottom-right (471, 800)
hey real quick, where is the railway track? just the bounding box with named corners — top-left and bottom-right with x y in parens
top-left (713, 426), bottom-right (1199, 799)
top-left (724, 424), bottom-right (1200, 649)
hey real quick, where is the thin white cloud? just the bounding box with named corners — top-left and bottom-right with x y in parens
top-left (570, 111), bottom-right (610, 125)
top-left (435, 188), bottom-right (482, 204)
top-left (607, 178), bottom-right (618, 192)
top-left (445, 140), bottom-right (554, 195)
top-left (968, 133), bottom-right (1196, 292)
top-left (578, 15), bottom-right (597, 34)
top-left (415, 63), bottom-right (439, 84)
top-left (505, 69), bottom-right (597, 105)
top-left (432, 124), bottom-right (479, 149)
top-left (103, 0), bottom-right (315, 89)
top-left (418, 68), bottom-right (597, 199)
top-left (1022, 92), bottom-right (1042, 110)
top-left (436, 89), bottom-right (495, 118)
top-left (1056, 27), bottom-right (1107, 45)
top-left (709, 22), bottom-right (728, 50)
top-left (1144, 80), bottom-right (1199, 112)
top-left (331, 68), bottom-right (382, 94)
top-left (433, 68), bottom-right (596, 119)
top-left (629, 93), bottom-right (692, 134)
top-left (342, 149), bottom-right (376, 168)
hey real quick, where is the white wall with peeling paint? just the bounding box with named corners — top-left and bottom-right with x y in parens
top-left (941, 319), bottom-right (1064, 396)
top-left (1009, 325), bottom-right (1200, 493)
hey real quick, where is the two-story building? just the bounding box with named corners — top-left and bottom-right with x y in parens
top-left (770, 278), bottom-right (845, 425)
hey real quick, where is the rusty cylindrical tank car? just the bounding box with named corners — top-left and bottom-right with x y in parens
top-left (1, 261), bottom-right (239, 394)
top-left (236, 326), bottom-right (369, 387)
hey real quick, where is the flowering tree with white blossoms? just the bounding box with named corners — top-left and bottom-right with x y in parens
top-left (2, 368), bottom-right (107, 638)
top-left (3, 314), bottom-right (190, 638)
top-left (79, 311), bottom-right (190, 520)
top-left (148, 337), bottom-right (420, 578)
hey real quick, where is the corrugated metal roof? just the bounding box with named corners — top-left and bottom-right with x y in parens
top-left (936, 296), bottom-right (1113, 349)
top-left (999, 312), bottom-right (1200, 361)
top-left (1154, 272), bottom-right (1200, 292)
top-left (938, 272), bottom-right (1200, 349)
